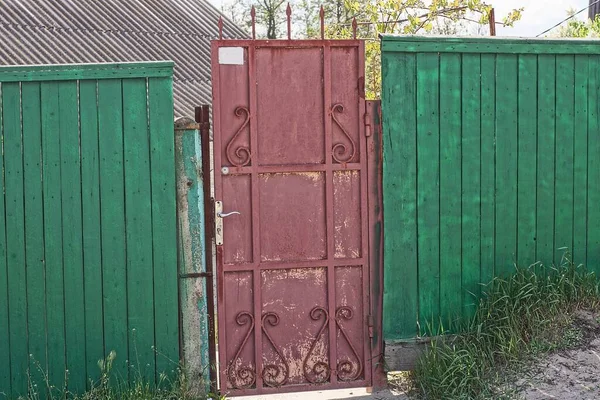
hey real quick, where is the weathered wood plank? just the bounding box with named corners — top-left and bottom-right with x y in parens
top-left (381, 52), bottom-right (418, 340)
top-left (148, 77), bottom-right (178, 379)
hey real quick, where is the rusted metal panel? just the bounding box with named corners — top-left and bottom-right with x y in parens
top-left (212, 38), bottom-right (372, 396)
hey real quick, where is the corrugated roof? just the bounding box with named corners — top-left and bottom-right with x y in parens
top-left (591, 0), bottom-right (600, 21)
top-left (0, 0), bottom-right (249, 117)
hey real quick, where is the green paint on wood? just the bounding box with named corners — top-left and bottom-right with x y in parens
top-left (383, 38), bottom-right (600, 340)
top-left (123, 78), bottom-right (156, 383)
top-left (41, 81), bottom-right (67, 391)
top-left (382, 53), bottom-right (418, 340)
top-left (439, 53), bottom-right (462, 330)
top-left (537, 55), bottom-right (557, 266)
top-left (416, 53), bottom-right (440, 335)
top-left (98, 79), bottom-right (129, 382)
top-left (79, 80), bottom-right (105, 386)
top-left (461, 54), bottom-right (482, 319)
top-left (22, 82), bottom-right (47, 397)
top-left (3, 82), bottom-right (28, 397)
top-left (573, 56), bottom-right (589, 264)
top-left (517, 55), bottom-right (538, 267)
top-left (588, 56), bottom-right (600, 276)
top-left (0, 83), bottom-right (11, 395)
top-left (0, 64), bottom-right (178, 394)
top-left (148, 77), bottom-right (178, 380)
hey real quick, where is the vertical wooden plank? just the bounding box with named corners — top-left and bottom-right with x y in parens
top-left (416, 53), bottom-right (440, 335)
top-left (79, 80), bottom-right (105, 385)
top-left (98, 79), bottom-right (129, 381)
top-left (0, 83), bottom-right (11, 396)
top-left (439, 53), bottom-right (462, 329)
top-left (555, 55), bottom-right (575, 260)
top-left (537, 55), bottom-right (557, 266)
top-left (123, 78), bottom-right (156, 383)
top-left (573, 56), bottom-right (589, 266)
top-left (461, 54), bottom-right (481, 318)
top-left (480, 54), bottom-right (496, 286)
top-left (381, 52), bottom-right (418, 340)
top-left (495, 54), bottom-right (518, 276)
top-left (517, 55), bottom-right (538, 267)
top-left (59, 81), bottom-right (86, 392)
top-left (148, 77), bottom-right (178, 378)
top-left (41, 81), bottom-right (67, 391)
top-left (22, 82), bottom-right (47, 395)
top-left (3, 82), bottom-right (28, 397)
top-left (587, 56), bottom-right (600, 275)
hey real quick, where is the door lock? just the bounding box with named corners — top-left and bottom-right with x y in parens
top-left (215, 201), bottom-right (240, 246)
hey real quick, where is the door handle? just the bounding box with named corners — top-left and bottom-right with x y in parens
top-left (218, 211), bottom-right (240, 218)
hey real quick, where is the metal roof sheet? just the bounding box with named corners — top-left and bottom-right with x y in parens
top-left (0, 0), bottom-right (249, 117)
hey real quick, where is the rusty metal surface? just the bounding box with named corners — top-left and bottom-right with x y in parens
top-left (212, 39), bottom-right (371, 396)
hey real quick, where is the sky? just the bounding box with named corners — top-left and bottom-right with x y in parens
top-left (209, 0), bottom-right (591, 38)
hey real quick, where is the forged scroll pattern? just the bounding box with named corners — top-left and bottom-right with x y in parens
top-left (227, 312), bottom-right (256, 389)
top-left (335, 306), bottom-right (363, 382)
top-left (261, 312), bottom-right (289, 387)
top-left (303, 306), bottom-right (331, 384)
top-left (331, 103), bottom-right (356, 163)
top-left (226, 106), bottom-right (251, 167)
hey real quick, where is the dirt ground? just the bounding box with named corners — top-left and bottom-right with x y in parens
top-left (517, 310), bottom-right (600, 400)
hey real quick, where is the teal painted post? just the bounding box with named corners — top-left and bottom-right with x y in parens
top-left (175, 117), bottom-right (210, 394)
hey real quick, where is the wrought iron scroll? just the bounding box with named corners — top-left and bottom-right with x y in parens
top-left (331, 103), bottom-right (356, 163)
top-left (335, 307), bottom-right (363, 382)
top-left (261, 312), bottom-right (289, 387)
top-left (226, 106), bottom-right (251, 167)
top-left (303, 306), bottom-right (331, 384)
top-left (227, 311), bottom-right (256, 389)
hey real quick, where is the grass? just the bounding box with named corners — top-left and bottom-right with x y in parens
top-left (6, 351), bottom-right (224, 400)
top-left (412, 252), bottom-right (600, 400)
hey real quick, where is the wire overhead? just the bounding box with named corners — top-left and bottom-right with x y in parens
top-left (536, 0), bottom-right (600, 37)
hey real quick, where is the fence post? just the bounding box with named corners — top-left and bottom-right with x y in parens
top-left (175, 117), bottom-right (210, 394)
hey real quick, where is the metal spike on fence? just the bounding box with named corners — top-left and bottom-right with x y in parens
top-left (286, 3), bottom-right (292, 40)
top-left (352, 17), bottom-right (357, 39)
top-left (251, 6), bottom-right (256, 39)
top-left (320, 6), bottom-right (325, 39)
top-left (218, 16), bottom-right (223, 39)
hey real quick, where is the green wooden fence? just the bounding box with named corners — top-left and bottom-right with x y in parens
top-left (382, 36), bottom-right (600, 341)
top-left (0, 62), bottom-right (178, 397)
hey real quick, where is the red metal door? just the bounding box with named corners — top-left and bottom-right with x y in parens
top-left (212, 39), bottom-right (371, 396)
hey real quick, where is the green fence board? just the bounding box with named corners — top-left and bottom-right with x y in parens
top-left (98, 79), bottom-right (129, 382)
top-left (383, 37), bottom-right (600, 340)
top-left (573, 56), bottom-right (589, 264)
top-left (0, 82), bottom-right (11, 395)
top-left (0, 63), bottom-right (177, 396)
top-left (537, 55), bottom-right (557, 266)
top-left (59, 81), bottom-right (87, 392)
top-left (79, 80), bottom-right (105, 385)
top-left (588, 56), bottom-right (600, 275)
top-left (461, 54), bottom-right (482, 318)
top-left (148, 77), bottom-right (178, 379)
top-left (3, 82), bottom-right (28, 397)
top-left (480, 54), bottom-right (496, 287)
top-left (382, 53), bottom-right (418, 339)
top-left (123, 78), bottom-right (156, 383)
top-left (555, 56), bottom-right (575, 258)
top-left (439, 53), bottom-right (462, 329)
top-left (416, 53), bottom-right (440, 334)
top-left (22, 82), bottom-right (47, 395)
top-left (517, 55), bottom-right (538, 267)
top-left (41, 81), bottom-right (67, 391)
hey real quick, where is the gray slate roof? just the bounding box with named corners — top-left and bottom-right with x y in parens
top-left (0, 0), bottom-right (249, 117)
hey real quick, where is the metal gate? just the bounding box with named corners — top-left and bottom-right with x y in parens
top-left (211, 37), bottom-right (376, 396)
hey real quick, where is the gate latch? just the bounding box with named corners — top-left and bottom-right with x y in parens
top-left (215, 201), bottom-right (240, 246)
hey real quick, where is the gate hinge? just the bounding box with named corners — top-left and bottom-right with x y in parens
top-left (367, 315), bottom-right (374, 338)
top-left (364, 110), bottom-right (372, 137)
